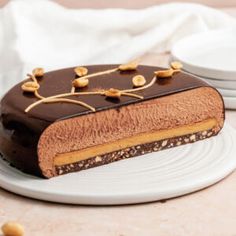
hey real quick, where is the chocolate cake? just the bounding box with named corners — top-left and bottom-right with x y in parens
top-left (0, 62), bottom-right (225, 178)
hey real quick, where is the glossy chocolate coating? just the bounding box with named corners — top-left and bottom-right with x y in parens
top-left (0, 65), bottom-right (208, 177)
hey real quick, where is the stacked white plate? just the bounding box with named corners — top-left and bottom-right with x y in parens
top-left (171, 28), bottom-right (236, 109)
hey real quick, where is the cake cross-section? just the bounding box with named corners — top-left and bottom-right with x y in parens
top-left (0, 63), bottom-right (224, 178)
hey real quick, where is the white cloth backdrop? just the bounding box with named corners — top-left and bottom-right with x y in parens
top-left (0, 0), bottom-right (236, 95)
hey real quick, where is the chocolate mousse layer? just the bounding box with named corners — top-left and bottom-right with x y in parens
top-left (0, 64), bottom-right (225, 178)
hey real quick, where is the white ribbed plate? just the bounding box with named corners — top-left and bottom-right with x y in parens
top-left (0, 123), bottom-right (236, 205)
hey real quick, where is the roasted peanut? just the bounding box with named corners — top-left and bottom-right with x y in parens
top-left (119, 61), bottom-right (138, 71)
top-left (170, 61), bottom-right (183, 70)
top-left (21, 81), bottom-right (40, 92)
top-left (74, 67), bottom-right (88, 77)
top-left (32, 68), bottom-right (44, 77)
top-left (154, 69), bottom-right (180, 78)
top-left (72, 77), bottom-right (89, 88)
top-left (104, 88), bottom-right (121, 98)
top-left (132, 75), bottom-right (146, 87)
top-left (1, 222), bottom-right (24, 236)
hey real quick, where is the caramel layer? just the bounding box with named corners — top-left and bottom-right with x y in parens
top-left (54, 118), bottom-right (217, 166)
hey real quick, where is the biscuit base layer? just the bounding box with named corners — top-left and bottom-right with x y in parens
top-left (55, 119), bottom-right (217, 175)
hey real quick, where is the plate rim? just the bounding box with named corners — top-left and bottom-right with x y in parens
top-left (171, 28), bottom-right (236, 80)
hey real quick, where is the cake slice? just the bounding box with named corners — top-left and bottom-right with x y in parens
top-left (0, 63), bottom-right (224, 178)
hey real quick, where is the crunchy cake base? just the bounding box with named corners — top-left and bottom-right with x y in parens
top-left (56, 128), bottom-right (216, 176)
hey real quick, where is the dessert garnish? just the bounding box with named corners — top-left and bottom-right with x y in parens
top-left (154, 61), bottom-right (183, 78)
top-left (171, 61), bottom-right (183, 70)
top-left (132, 75), bottom-right (146, 87)
top-left (155, 68), bottom-right (181, 78)
top-left (74, 66), bottom-right (88, 77)
top-left (72, 77), bottom-right (89, 88)
top-left (32, 68), bottom-right (44, 77)
top-left (104, 88), bottom-right (121, 98)
top-left (21, 81), bottom-right (40, 92)
top-left (23, 61), bottom-right (183, 113)
top-left (118, 60), bottom-right (139, 71)
top-left (104, 88), bottom-right (143, 99)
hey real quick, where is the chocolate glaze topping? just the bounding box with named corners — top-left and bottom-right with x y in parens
top-left (0, 64), bottom-right (209, 176)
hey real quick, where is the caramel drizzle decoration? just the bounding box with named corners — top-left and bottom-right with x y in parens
top-left (23, 61), bottom-right (182, 113)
